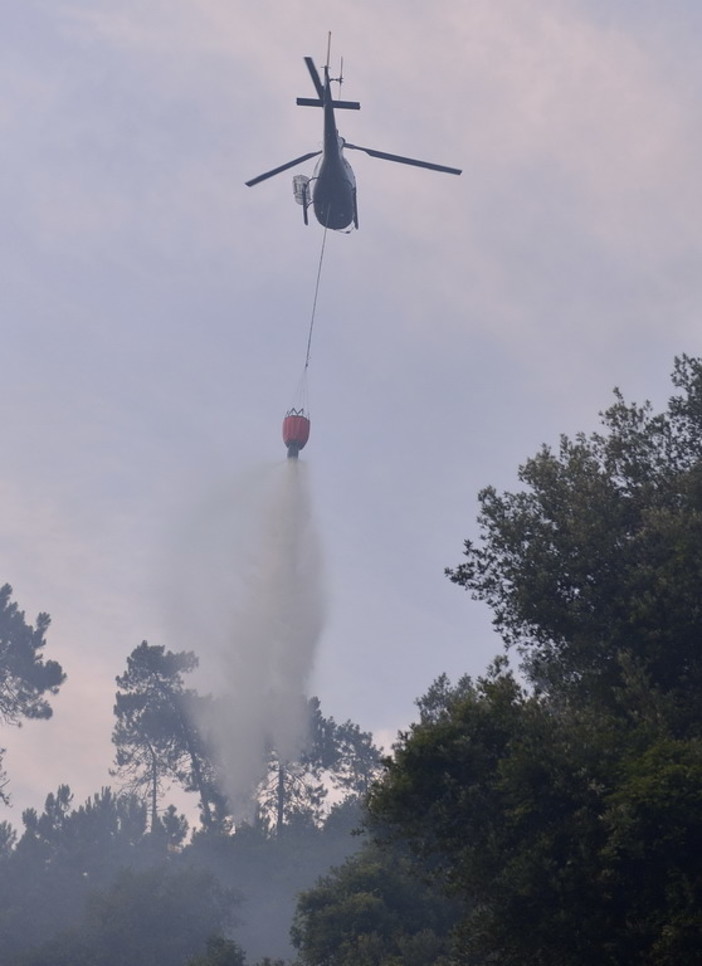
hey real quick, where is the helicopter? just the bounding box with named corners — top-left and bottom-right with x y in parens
top-left (245, 53), bottom-right (462, 231)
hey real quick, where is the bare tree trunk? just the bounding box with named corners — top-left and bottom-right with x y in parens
top-left (276, 761), bottom-right (286, 834)
top-left (150, 750), bottom-right (158, 833)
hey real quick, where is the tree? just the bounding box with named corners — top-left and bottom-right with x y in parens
top-left (159, 802), bottom-right (190, 849)
top-left (0, 584), bottom-right (65, 802)
top-left (322, 716), bottom-right (383, 800)
top-left (369, 665), bottom-right (702, 965)
top-left (292, 838), bottom-right (460, 966)
top-left (0, 785), bottom-right (155, 956)
top-left (0, 819), bottom-right (16, 858)
top-left (186, 935), bottom-right (247, 966)
top-left (368, 359), bottom-right (702, 964)
top-left (12, 865), bottom-right (238, 966)
top-left (447, 355), bottom-right (702, 716)
top-left (257, 698), bottom-right (384, 834)
top-left (0, 784), bottom-right (201, 963)
top-left (85, 865), bottom-right (235, 966)
top-left (112, 642), bottom-right (218, 830)
top-left (258, 751), bottom-right (327, 835)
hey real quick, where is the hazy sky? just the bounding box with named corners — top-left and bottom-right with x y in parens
top-left (2, 0), bottom-right (702, 820)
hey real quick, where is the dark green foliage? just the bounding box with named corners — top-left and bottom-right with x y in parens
top-left (0, 819), bottom-right (16, 857)
top-left (113, 641), bottom-right (218, 829)
top-left (369, 666), bottom-right (702, 965)
top-left (0, 606), bottom-right (379, 964)
top-left (0, 785), bottom-right (155, 956)
top-left (0, 584), bottom-right (65, 726)
top-left (108, 677), bottom-right (378, 960)
top-left (0, 585), bottom-right (65, 803)
top-left (257, 697), bottom-right (383, 834)
top-left (368, 359), bottom-right (702, 965)
top-left (12, 865), bottom-right (236, 966)
top-left (447, 355), bottom-right (702, 713)
top-left (369, 669), bottom-right (602, 964)
top-left (292, 838), bottom-right (460, 965)
top-left (322, 714), bottom-right (383, 799)
top-left (84, 864), bottom-right (235, 965)
top-left (160, 802), bottom-right (190, 848)
top-left (304, 697), bottom-right (383, 799)
top-left (598, 737), bottom-right (702, 965)
top-left (186, 935), bottom-right (247, 966)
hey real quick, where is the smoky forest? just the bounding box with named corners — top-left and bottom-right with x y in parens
top-left (2, 355), bottom-right (702, 966)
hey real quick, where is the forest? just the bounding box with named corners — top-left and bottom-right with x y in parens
top-left (2, 355), bottom-right (702, 965)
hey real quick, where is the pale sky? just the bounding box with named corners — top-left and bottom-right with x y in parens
top-left (2, 0), bottom-right (702, 821)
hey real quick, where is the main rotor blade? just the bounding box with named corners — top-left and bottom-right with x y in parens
top-left (344, 142), bottom-right (462, 176)
top-left (304, 57), bottom-right (325, 100)
top-left (245, 151), bottom-right (322, 187)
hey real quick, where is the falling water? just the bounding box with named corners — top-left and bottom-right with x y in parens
top-left (166, 460), bottom-right (326, 818)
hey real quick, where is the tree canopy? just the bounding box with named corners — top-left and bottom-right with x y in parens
top-left (292, 837), bottom-right (460, 966)
top-left (257, 697), bottom-right (383, 834)
top-left (447, 354), bottom-right (702, 714)
top-left (0, 585), bottom-right (65, 725)
top-left (0, 585), bottom-right (65, 804)
top-left (368, 358), bottom-right (702, 965)
top-left (370, 662), bottom-right (702, 965)
top-left (112, 641), bottom-right (218, 830)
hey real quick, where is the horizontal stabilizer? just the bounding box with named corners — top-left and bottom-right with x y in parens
top-left (296, 97), bottom-right (361, 110)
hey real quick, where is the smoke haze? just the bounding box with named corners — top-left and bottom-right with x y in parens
top-left (168, 460), bottom-right (326, 817)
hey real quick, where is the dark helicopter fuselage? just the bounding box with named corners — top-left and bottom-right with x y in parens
top-left (297, 61), bottom-right (360, 231)
top-left (308, 68), bottom-right (357, 230)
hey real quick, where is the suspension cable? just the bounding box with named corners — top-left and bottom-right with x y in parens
top-left (304, 222), bottom-right (329, 372)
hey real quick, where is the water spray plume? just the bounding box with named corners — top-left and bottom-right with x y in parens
top-left (168, 461), bottom-right (326, 820)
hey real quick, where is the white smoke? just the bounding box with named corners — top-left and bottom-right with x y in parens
top-left (165, 460), bottom-right (326, 818)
